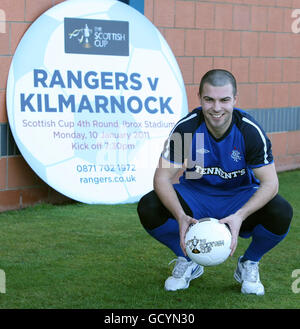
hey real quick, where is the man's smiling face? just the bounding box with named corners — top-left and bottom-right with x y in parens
top-left (200, 83), bottom-right (237, 139)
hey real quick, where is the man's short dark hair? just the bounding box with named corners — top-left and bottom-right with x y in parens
top-left (198, 69), bottom-right (237, 97)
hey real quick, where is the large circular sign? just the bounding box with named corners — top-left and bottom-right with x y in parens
top-left (6, 0), bottom-right (188, 204)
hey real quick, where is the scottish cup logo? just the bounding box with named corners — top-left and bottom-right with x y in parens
top-left (69, 24), bottom-right (92, 48)
top-left (68, 24), bottom-right (93, 48)
top-left (186, 236), bottom-right (225, 254)
top-left (64, 17), bottom-right (129, 56)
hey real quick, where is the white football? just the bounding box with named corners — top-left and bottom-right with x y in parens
top-left (185, 217), bottom-right (232, 266)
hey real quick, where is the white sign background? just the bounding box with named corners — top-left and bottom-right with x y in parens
top-left (6, 0), bottom-right (188, 204)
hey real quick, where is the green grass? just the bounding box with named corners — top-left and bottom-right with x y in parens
top-left (0, 170), bottom-right (299, 309)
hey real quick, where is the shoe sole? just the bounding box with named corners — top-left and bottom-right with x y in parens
top-left (241, 286), bottom-right (264, 296)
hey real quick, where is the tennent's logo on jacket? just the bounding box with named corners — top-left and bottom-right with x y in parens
top-left (65, 17), bottom-right (129, 56)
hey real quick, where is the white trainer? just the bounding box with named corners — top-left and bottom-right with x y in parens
top-left (164, 256), bottom-right (204, 291)
top-left (234, 256), bottom-right (265, 295)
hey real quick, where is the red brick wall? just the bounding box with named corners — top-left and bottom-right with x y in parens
top-left (145, 0), bottom-right (300, 172)
top-left (0, 0), bottom-right (299, 211)
top-left (0, 0), bottom-right (72, 211)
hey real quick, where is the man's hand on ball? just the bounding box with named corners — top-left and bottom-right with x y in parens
top-left (177, 214), bottom-right (198, 256)
top-left (219, 213), bottom-right (243, 256)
